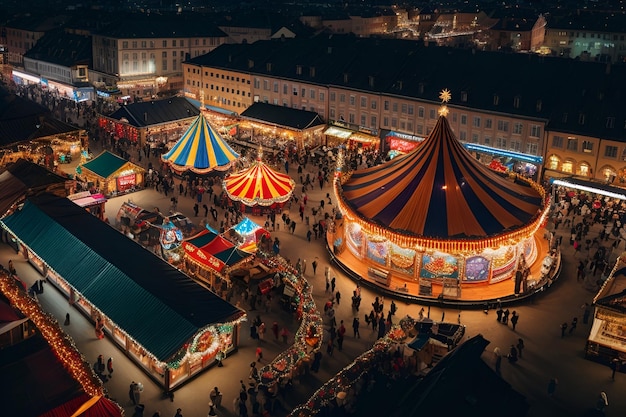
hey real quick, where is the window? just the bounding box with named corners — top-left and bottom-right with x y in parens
top-left (301, 88), bottom-right (305, 97)
top-left (606, 117), bottom-right (615, 128)
top-left (407, 122), bottom-right (413, 131)
top-left (330, 108), bottom-right (335, 118)
top-left (497, 120), bottom-right (509, 132)
top-left (163, 40), bottom-right (167, 47)
top-left (530, 125), bottom-right (542, 138)
top-left (605, 145), bottom-right (618, 158)
top-left (429, 109), bottom-right (436, 119)
top-left (339, 94), bottom-right (345, 103)
top-left (509, 140), bottom-right (521, 151)
top-left (401, 104), bottom-right (407, 114)
top-left (391, 118), bottom-right (397, 128)
top-left (173, 40), bottom-right (177, 47)
top-left (513, 123), bottom-right (523, 135)
top-left (263, 80), bottom-right (269, 90)
top-left (293, 87), bottom-right (297, 96)
top-left (417, 125), bottom-right (423, 134)
top-left (383, 117), bottom-right (389, 127)
top-left (384, 101), bottom-right (389, 111)
top-left (496, 137), bottom-right (507, 148)
top-left (330, 92), bottom-right (335, 102)
top-left (582, 140), bottom-right (593, 153)
top-left (349, 114), bottom-right (355, 124)
top-left (141, 41), bottom-right (146, 48)
top-left (392, 103), bottom-right (398, 112)
top-left (132, 41), bottom-right (137, 48)
top-left (526, 142), bottom-right (538, 155)
top-left (162, 60), bottom-right (167, 71)
top-left (567, 137), bottom-right (578, 151)
top-left (122, 41), bottom-right (128, 48)
top-left (472, 133), bottom-right (479, 143)
top-left (361, 115), bottom-right (366, 126)
top-left (310, 89), bottom-right (315, 99)
top-left (459, 131), bottom-right (467, 141)
top-left (371, 100), bottom-right (377, 110)
top-left (552, 136), bottom-right (564, 148)
top-left (484, 136), bottom-right (491, 145)
top-left (283, 84), bottom-right (288, 94)
top-left (418, 107), bottom-right (424, 118)
top-left (360, 97), bottom-right (367, 108)
top-left (408, 105), bottom-right (414, 115)
top-left (254, 78), bottom-right (260, 88)
top-left (319, 92), bottom-right (325, 101)
top-left (273, 82), bottom-right (278, 93)
top-left (350, 95), bottom-right (355, 106)
top-left (485, 119), bottom-right (492, 129)
top-left (460, 114), bottom-right (467, 125)
top-left (371, 116), bottom-right (377, 128)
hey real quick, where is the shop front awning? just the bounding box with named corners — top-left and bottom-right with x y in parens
top-left (324, 126), bottom-right (353, 139)
top-left (463, 143), bottom-right (543, 164)
top-left (551, 177), bottom-right (626, 200)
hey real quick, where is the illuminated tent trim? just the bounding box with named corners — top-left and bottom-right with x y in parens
top-left (224, 157), bottom-right (295, 207)
top-left (161, 112), bottom-right (239, 174)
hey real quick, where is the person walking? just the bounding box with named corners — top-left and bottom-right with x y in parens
top-left (132, 381), bottom-right (143, 405)
top-left (569, 317), bottom-right (578, 334)
top-left (193, 203), bottom-right (199, 217)
top-left (494, 348), bottom-right (502, 376)
top-left (312, 259), bottom-right (318, 275)
top-left (331, 276), bottom-right (336, 293)
top-left (64, 312), bottom-right (71, 326)
top-left (325, 275), bottom-right (330, 293)
top-left (610, 357), bottom-right (621, 380)
top-left (255, 347), bottom-right (263, 362)
top-left (210, 387), bottom-right (223, 408)
top-left (302, 259), bottom-right (307, 276)
top-left (516, 338), bottom-right (524, 358)
top-left (271, 322), bottom-right (279, 341)
top-left (582, 302), bottom-right (591, 324)
top-left (547, 378), bottom-right (558, 397)
top-left (337, 320), bottom-right (346, 351)
top-left (174, 408), bottom-right (183, 417)
top-left (510, 311), bottom-right (519, 330)
top-left (560, 322), bottom-right (568, 338)
top-left (107, 357), bottom-right (114, 378)
top-left (352, 317), bottom-right (360, 338)
top-left (335, 290), bottom-right (341, 305)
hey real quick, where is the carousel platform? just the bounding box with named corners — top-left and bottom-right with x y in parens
top-left (325, 226), bottom-right (561, 309)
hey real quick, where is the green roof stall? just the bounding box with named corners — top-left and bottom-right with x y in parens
top-left (0, 193), bottom-right (245, 391)
top-left (78, 151), bottom-right (145, 197)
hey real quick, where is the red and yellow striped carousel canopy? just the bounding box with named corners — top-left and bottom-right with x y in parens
top-left (339, 115), bottom-right (545, 240)
top-left (224, 158), bottom-right (295, 207)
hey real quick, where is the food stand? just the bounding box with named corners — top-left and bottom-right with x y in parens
top-left (77, 151), bottom-right (145, 197)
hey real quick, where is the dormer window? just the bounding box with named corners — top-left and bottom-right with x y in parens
top-left (513, 96), bottom-right (520, 108)
top-left (579, 113), bottom-right (586, 125)
top-left (562, 113), bottom-right (568, 123)
top-left (606, 117), bottom-right (615, 128)
top-left (536, 100), bottom-right (542, 112)
top-left (461, 91), bottom-right (467, 102)
top-left (296, 65), bottom-right (302, 75)
top-left (493, 94), bottom-right (499, 105)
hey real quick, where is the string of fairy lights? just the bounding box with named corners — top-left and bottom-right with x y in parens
top-left (0, 271), bottom-right (104, 397)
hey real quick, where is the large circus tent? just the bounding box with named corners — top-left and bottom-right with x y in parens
top-left (161, 111), bottom-right (239, 174)
top-left (223, 148), bottom-right (295, 213)
top-left (333, 100), bottom-right (551, 300)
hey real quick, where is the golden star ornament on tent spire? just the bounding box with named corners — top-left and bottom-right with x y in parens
top-left (438, 89), bottom-right (451, 117)
top-left (439, 89), bottom-right (452, 103)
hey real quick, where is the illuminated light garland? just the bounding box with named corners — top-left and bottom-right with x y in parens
top-left (0, 271), bottom-right (104, 397)
top-left (288, 318), bottom-right (413, 417)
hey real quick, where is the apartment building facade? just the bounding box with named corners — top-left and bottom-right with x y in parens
top-left (91, 14), bottom-right (228, 99)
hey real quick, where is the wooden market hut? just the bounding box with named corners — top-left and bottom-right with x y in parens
top-left (586, 253), bottom-right (626, 369)
top-left (77, 151), bottom-right (145, 197)
top-left (238, 102), bottom-right (325, 150)
top-left (0, 193), bottom-right (246, 392)
top-left (97, 96), bottom-right (200, 148)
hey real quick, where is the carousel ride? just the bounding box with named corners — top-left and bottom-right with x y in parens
top-left (331, 90), bottom-right (552, 303)
top-left (223, 146), bottom-right (296, 213)
top-left (161, 111), bottom-right (239, 175)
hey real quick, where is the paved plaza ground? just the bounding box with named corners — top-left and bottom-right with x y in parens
top-left (2, 136), bottom-right (625, 417)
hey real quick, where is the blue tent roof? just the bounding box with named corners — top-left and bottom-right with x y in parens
top-left (162, 113), bottom-right (239, 174)
top-left (0, 194), bottom-right (244, 362)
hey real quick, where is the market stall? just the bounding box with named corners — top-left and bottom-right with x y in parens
top-left (161, 111), bottom-right (239, 175)
top-left (586, 253), bottom-right (626, 368)
top-left (332, 94), bottom-right (551, 302)
top-left (223, 147), bottom-right (295, 215)
top-left (0, 194), bottom-right (245, 392)
top-left (182, 229), bottom-right (253, 289)
top-left (77, 151), bottom-right (145, 197)
top-left (68, 191), bottom-right (107, 220)
top-left (230, 217), bottom-right (271, 253)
